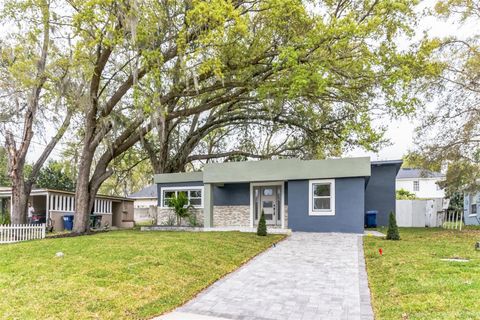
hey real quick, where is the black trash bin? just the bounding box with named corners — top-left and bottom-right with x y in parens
top-left (90, 215), bottom-right (102, 229)
top-left (365, 210), bottom-right (378, 228)
top-left (63, 215), bottom-right (74, 231)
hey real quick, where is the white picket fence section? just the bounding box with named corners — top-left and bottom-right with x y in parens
top-left (0, 224), bottom-right (46, 244)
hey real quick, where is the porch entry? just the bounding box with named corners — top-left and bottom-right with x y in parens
top-left (253, 185), bottom-right (282, 226)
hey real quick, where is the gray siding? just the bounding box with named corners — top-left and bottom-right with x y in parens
top-left (287, 178), bottom-right (365, 233)
top-left (365, 164), bottom-right (398, 226)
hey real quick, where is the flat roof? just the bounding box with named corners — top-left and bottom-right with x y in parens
top-left (154, 157), bottom-right (372, 184)
top-left (203, 157), bottom-right (371, 183)
top-left (154, 171), bottom-right (204, 184)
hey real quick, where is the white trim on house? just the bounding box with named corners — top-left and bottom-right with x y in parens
top-left (249, 181), bottom-right (285, 229)
top-left (159, 186), bottom-right (204, 209)
top-left (308, 179), bottom-right (335, 216)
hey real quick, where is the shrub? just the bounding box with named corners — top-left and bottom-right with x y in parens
top-left (257, 210), bottom-right (267, 236)
top-left (187, 212), bottom-right (199, 227)
top-left (396, 189), bottom-right (417, 200)
top-left (0, 212), bottom-right (10, 225)
top-left (386, 212), bottom-right (400, 240)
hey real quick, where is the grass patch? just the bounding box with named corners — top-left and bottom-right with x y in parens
top-left (0, 230), bottom-right (284, 319)
top-left (364, 227), bottom-right (480, 319)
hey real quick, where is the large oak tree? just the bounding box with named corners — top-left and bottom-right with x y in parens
top-left (2, 0), bottom-right (438, 232)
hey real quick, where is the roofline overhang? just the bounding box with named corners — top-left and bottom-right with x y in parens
top-left (154, 171), bottom-right (204, 184)
top-left (203, 157), bottom-right (371, 184)
top-left (0, 188), bottom-right (133, 202)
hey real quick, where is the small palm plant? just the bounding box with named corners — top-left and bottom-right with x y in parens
top-left (168, 192), bottom-right (192, 226)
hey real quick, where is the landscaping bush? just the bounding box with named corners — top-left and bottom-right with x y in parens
top-left (187, 212), bottom-right (199, 227)
top-left (386, 212), bottom-right (400, 240)
top-left (0, 212), bottom-right (10, 225)
top-left (257, 210), bottom-right (267, 236)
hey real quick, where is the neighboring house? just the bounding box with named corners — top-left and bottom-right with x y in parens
top-left (0, 187), bottom-right (134, 231)
top-left (128, 184), bottom-right (158, 222)
top-left (153, 157), bottom-right (402, 233)
top-left (464, 192), bottom-right (480, 226)
top-left (396, 168), bottom-right (445, 199)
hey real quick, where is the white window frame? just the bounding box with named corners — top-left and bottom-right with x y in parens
top-left (160, 186), bottom-right (204, 209)
top-left (309, 179), bottom-right (335, 216)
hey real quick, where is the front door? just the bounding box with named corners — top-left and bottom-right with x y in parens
top-left (261, 187), bottom-right (276, 224)
top-left (254, 185), bottom-right (281, 226)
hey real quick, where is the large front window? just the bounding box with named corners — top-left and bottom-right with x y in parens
top-left (309, 179), bottom-right (335, 216)
top-left (161, 187), bottom-right (204, 208)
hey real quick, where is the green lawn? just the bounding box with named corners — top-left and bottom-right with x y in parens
top-left (364, 227), bottom-right (480, 320)
top-left (0, 230), bottom-right (284, 319)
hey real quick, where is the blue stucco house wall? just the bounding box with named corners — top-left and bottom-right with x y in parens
top-left (464, 192), bottom-right (480, 226)
top-left (153, 157), bottom-right (401, 233)
top-left (365, 162), bottom-right (400, 226)
top-left (288, 178), bottom-right (365, 233)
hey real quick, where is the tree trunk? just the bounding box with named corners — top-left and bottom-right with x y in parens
top-left (10, 176), bottom-right (28, 224)
top-left (72, 145), bottom-right (95, 233)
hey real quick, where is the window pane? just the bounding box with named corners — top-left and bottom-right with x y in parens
top-left (263, 188), bottom-right (273, 196)
top-left (190, 198), bottom-right (201, 206)
top-left (262, 201), bottom-right (273, 208)
top-left (178, 191), bottom-right (187, 197)
top-left (314, 198), bottom-right (330, 210)
top-left (189, 190), bottom-right (202, 198)
top-left (313, 184), bottom-right (330, 197)
top-left (164, 191), bottom-right (175, 199)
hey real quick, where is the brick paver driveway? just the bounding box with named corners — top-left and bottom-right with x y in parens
top-left (160, 233), bottom-right (373, 320)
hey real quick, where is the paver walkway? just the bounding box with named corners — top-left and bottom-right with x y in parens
top-left (159, 233), bottom-right (373, 320)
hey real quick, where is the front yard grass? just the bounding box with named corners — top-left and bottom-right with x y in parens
top-left (0, 230), bottom-right (284, 319)
top-left (364, 227), bottom-right (480, 319)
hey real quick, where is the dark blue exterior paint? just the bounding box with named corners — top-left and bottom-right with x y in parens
top-left (365, 164), bottom-right (399, 226)
top-left (287, 178), bottom-right (365, 233)
top-left (213, 183), bottom-right (250, 206)
top-left (155, 162), bottom-right (399, 232)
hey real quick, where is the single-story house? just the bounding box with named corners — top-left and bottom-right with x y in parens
top-left (128, 184), bottom-right (158, 222)
top-left (0, 187), bottom-right (135, 231)
top-left (464, 192), bottom-right (480, 226)
top-left (154, 157), bottom-right (402, 233)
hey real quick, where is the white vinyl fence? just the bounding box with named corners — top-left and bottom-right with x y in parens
top-left (396, 199), bottom-right (446, 227)
top-left (0, 224), bottom-right (46, 244)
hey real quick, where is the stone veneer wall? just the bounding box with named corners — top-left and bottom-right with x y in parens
top-left (213, 205), bottom-right (250, 227)
top-left (284, 205), bottom-right (288, 227)
top-left (156, 207), bottom-right (204, 226)
top-left (155, 204), bottom-right (288, 227)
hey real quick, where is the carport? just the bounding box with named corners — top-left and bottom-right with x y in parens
top-left (0, 188), bottom-right (134, 231)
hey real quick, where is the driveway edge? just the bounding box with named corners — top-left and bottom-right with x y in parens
top-left (358, 236), bottom-right (374, 320)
